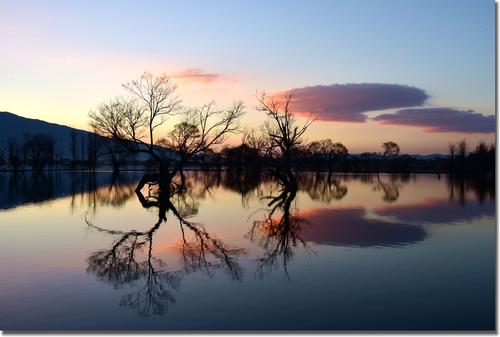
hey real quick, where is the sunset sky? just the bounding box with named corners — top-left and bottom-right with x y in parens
top-left (0, 0), bottom-right (495, 154)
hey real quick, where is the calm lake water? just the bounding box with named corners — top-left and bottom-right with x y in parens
top-left (0, 171), bottom-right (495, 331)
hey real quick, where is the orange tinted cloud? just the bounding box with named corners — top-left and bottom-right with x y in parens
top-left (170, 68), bottom-right (233, 84)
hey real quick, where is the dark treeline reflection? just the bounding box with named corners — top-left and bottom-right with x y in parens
top-left (0, 170), bottom-right (493, 213)
top-left (446, 174), bottom-right (495, 204)
top-left (0, 171), bottom-right (141, 210)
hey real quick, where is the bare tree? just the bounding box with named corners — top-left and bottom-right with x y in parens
top-left (257, 92), bottom-right (314, 170)
top-left (332, 142), bottom-right (348, 158)
top-left (448, 142), bottom-right (457, 172)
top-left (7, 138), bottom-right (22, 172)
top-left (448, 143), bottom-right (456, 160)
top-left (158, 102), bottom-right (244, 176)
top-left (89, 73), bottom-right (181, 181)
top-left (90, 73), bottom-right (244, 191)
top-left (0, 142), bottom-right (5, 169)
top-left (457, 138), bottom-right (468, 160)
top-left (123, 72), bottom-right (182, 150)
top-left (242, 129), bottom-right (267, 156)
top-left (70, 130), bottom-right (78, 171)
top-left (307, 141), bottom-right (323, 171)
top-left (22, 134), bottom-right (55, 172)
top-left (321, 139), bottom-right (348, 171)
top-left (382, 141), bottom-right (400, 157)
top-left (103, 138), bottom-right (130, 174)
top-left (86, 133), bottom-right (101, 172)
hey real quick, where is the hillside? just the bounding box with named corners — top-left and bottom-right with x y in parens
top-left (0, 111), bottom-right (94, 158)
top-left (0, 111), bottom-right (174, 161)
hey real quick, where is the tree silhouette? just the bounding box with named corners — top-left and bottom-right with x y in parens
top-left (7, 138), bottom-right (22, 172)
top-left (89, 73), bottom-right (244, 192)
top-left (382, 141), bottom-right (400, 157)
top-left (307, 139), bottom-right (348, 172)
top-left (22, 133), bottom-right (55, 172)
top-left (257, 92), bottom-right (314, 171)
top-left (0, 142), bottom-right (5, 169)
top-left (158, 101), bottom-right (244, 181)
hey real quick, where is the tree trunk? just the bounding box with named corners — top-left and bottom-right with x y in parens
top-left (159, 161), bottom-right (171, 194)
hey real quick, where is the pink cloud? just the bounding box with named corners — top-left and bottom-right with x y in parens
top-left (273, 83), bottom-right (429, 122)
top-left (170, 68), bottom-right (232, 84)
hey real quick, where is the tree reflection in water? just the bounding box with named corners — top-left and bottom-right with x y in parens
top-left (245, 171), bottom-right (351, 279)
top-left (248, 172), bottom-right (306, 279)
top-left (446, 174), bottom-right (495, 204)
top-left (85, 176), bottom-right (246, 317)
top-left (296, 172), bottom-right (348, 203)
top-left (372, 174), bottom-right (401, 203)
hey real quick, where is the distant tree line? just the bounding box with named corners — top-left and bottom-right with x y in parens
top-left (447, 139), bottom-right (495, 174)
top-left (0, 134), bottom-right (58, 172)
top-left (216, 137), bottom-right (494, 175)
top-left (0, 130), bottom-right (134, 173)
top-left (0, 130), bottom-right (494, 176)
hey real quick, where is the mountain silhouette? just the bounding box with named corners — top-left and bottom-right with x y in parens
top-left (0, 111), bottom-right (95, 158)
top-left (0, 111), bottom-right (173, 161)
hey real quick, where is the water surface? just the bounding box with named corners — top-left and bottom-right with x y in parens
top-left (0, 171), bottom-right (495, 331)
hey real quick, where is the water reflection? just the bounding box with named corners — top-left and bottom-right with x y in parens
top-left (247, 171), bottom-right (308, 278)
top-left (85, 175), bottom-right (245, 316)
top-left (0, 171), bottom-right (495, 328)
top-left (86, 219), bottom-right (180, 316)
top-left (300, 207), bottom-right (427, 247)
top-left (296, 172), bottom-right (348, 203)
top-left (374, 198), bottom-right (494, 225)
top-left (372, 174), bottom-right (401, 202)
top-left (1, 171), bottom-right (492, 211)
top-left (446, 174), bottom-right (495, 204)
top-left (0, 172), bottom-right (140, 210)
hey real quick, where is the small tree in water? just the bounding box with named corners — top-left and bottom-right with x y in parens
top-left (256, 91), bottom-right (314, 174)
top-left (158, 102), bottom-right (244, 178)
top-left (382, 141), bottom-right (400, 157)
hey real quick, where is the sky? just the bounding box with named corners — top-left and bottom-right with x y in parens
top-left (0, 0), bottom-right (495, 154)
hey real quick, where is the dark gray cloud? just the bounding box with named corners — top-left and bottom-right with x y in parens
top-left (373, 108), bottom-right (495, 133)
top-left (275, 83), bottom-right (429, 122)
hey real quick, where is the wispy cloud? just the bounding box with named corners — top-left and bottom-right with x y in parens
top-left (170, 68), bottom-right (232, 84)
top-left (373, 108), bottom-right (495, 133)
top-left (274, 83), bottom-right (429, 122)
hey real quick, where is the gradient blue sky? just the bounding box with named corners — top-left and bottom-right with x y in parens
top-left (0, 0), bottom-right (495, 153)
